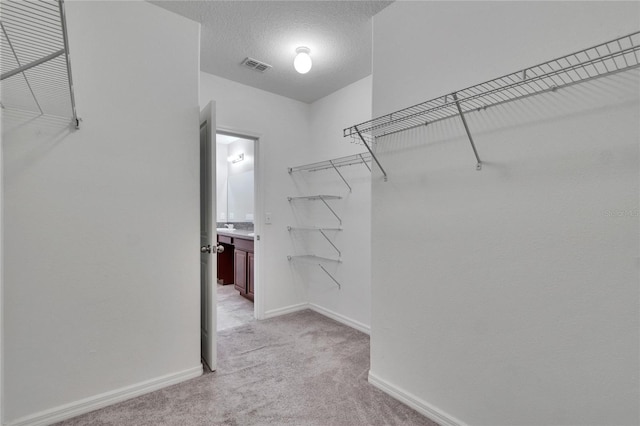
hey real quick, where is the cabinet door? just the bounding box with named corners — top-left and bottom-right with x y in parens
top-left (248, 252), bottom-right (255, 297)
top-left (217, 238), bottom-right (234, 285)
top-left (234, 249), bottom-right (247, 294)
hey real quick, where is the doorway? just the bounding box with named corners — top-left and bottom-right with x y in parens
top-left (200, 117), bottom-right (263, 371)
top-left (215, 131), bottom-right (259, 330)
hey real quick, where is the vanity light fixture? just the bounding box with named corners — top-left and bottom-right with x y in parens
top-left (227, 153), bottom-right (244, 163)
top-left (294, 46), bottom-right (312, 74)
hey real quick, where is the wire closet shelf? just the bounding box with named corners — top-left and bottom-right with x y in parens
top-left (343, 31), bottom-right (640, 178)
top-left (288, 152), bottom-right (372, 192)
top-left (0, 0), bottom-right (79, 128)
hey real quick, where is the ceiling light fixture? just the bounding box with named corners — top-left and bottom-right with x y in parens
top-left (294, 47), bottom-right (312, 74)
top-left (227, 153), bottom-right (244, 163)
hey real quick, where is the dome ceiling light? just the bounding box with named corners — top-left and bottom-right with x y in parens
top-left (294, 46), bottom-right (312, 74)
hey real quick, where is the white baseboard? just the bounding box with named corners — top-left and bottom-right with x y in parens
top-left (6, 365), bottom-right (203, 426)
top-left (308, 303), bottom-right (370, 335)
top-left (263, 302), bottom-right (308, 319)
top-left (368, 370), bottom-right (467, 426)
top-left (263, 303), bottom-right (371, 336)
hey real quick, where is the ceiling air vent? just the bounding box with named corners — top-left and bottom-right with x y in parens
top-left (241, 57), bottom-right (272, 73)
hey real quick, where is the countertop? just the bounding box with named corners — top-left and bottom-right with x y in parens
top-left (216, 229), bottom-right (255, 240)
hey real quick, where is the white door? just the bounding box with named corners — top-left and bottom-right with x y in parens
top-left (200, 101), bottom-right (217, 370)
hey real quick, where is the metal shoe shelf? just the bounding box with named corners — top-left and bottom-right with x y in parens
top-left (288, 152), bottom-right (372, 192)
top-left (343, 31), bottom-right (640, 180)
top-left (287, 226), bottom-right (342, 257)
top-left (286, 189), bottom-right (345, 288)
top-left (286, 255), bottom-right (342, 289)
top-left (286, 151), bottom-right (374, 288)
top-left (287, 195), bottom-right (343, 225)
top-left (0, 0), bottom-right (80, 128)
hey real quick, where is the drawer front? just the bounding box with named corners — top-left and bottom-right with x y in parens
top-left (234, 238), bottom-right (254, 252)
top-left (218, 235), bottom-right (232, 244)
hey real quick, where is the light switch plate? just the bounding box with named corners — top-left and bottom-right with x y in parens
top-left (265, 212), bottom-right (272, 224)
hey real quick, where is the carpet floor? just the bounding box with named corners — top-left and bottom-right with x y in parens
top-left (55, 310), bottom-right (438, 426)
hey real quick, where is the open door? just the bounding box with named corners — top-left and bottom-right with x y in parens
top-left (200, 101), bottom-right (217, 370)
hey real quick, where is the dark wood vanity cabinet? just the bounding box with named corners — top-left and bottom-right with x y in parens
top-left (216, 235), bottom-right (234, 285)
top-left (230, 236), bottom-right (254, 302)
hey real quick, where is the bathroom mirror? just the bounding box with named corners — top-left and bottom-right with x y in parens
top-left (216, 134), bottom-right (255, 223)
top-left (227, 170), bottom-right (254, 222)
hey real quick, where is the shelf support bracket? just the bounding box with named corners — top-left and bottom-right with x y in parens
top-left (356, 127), bottom-right (388, 181)
top-left (318, 196), bottom-right (342, 225)
top-left (318, 264), bottom-right (341, 289)
top-left (359, 153), bottom-right (371, 172)
top-left (318, 229), bottom-right (341, 257)
top-left (329, 159), bottom-right (352, 192)
top-left (452, 92), bottom-right (482, 171)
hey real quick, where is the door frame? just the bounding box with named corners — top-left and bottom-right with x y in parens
top-left (216, 125), bottom-right (265, 321)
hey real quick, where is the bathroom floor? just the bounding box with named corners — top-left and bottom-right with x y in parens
top-left (217, 283), bottom-right (254, 331)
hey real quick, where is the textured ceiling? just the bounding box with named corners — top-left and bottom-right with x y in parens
top-left (150, 1), bottom-right (392, 103)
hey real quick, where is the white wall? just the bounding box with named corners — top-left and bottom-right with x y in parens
top-left (370, 2), bottom-right (639, 426)
top-left (2, 2), bottom-right (201, 424)
top-left (303, 77), bottom-right (372, 331)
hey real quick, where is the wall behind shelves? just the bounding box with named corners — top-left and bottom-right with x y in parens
top-left (370, 2), bottom-right (639, 425)
top-left (304, 76), bottom-right (372, 332)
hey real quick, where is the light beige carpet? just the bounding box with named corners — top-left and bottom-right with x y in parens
top-left (55, 310), bottom-right (438, 426)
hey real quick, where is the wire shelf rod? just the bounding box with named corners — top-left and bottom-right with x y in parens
top-left (287, 255), bottom-right (342, 263)
top-left (287, 195), bottom-right (342, 201)
top-left (287, 226), bottom-right (342, 231)
top-left (1, 48), bottom-right (64, 80)
top-left (344, 31), bottom-right (640, 140)
top-left (288, 152), bottom-right (372, 173)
